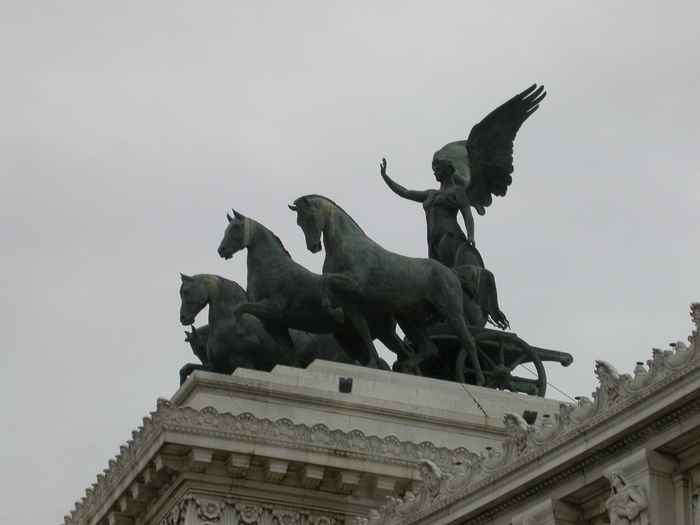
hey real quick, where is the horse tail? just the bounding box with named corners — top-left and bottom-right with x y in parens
top-left (451, 265), bottom-right (509, 330)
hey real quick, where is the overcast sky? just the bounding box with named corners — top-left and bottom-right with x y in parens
top-left (2, 2), bottom-right (700, 523)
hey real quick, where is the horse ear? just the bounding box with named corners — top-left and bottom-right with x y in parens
top-left (232, 209), bottom-right (244, 219)
top-left (181, 273), bottom-right (192, 282)
top-left (291, 196), bottom-right (309, 209)
top-left (191, 325), bottom-right (198, 334)
top-left (288, 204), bottom-right (297, 212)
top-left (227, 213), bottom-right (233, 223)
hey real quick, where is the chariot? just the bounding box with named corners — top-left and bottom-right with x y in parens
top-left (414, 324), bottom-right (573, 397)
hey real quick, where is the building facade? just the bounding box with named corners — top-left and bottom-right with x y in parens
top-left (65, 303), bottom-right (700, 525)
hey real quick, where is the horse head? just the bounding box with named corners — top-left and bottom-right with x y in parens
top-left (289, 196), bottom-right (324, 253)
top-left (184, 324), bottom-right (210, 363)
top-left (218, 209), bottom-right (249, 260)
top-left (179, 273), bottom-right (210, 325)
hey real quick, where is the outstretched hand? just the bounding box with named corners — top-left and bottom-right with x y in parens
top-left (380, 158), bottom-right (387, 177)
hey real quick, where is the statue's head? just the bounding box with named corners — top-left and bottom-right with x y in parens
top-left (218, 209), bottom-right (248, 259)
top-left (433, 141), bottom-right (471, 185)
top-left (289, 196), bottom-right (324, 254)
top-left (606, 470), bottom-right (629, 493)
top-left (179, 274), bottom-right (208, 326)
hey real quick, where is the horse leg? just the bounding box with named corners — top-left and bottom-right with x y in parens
top-left (394, 317), bottom-right (438, 373)
top-left (337, 301), bottom-right (385, 369)
top-left (260, 321), bottom-right (300, 369)
top-left (373, 315), bottom-right (415, 367)
top-left (226, 352), bottom-right (256, 374)
top-left (179, 363), bottom-right (215, 385)
top-left (320, 273), bottom-right (368, 325)
top-left (429, 273), bottom-right (485, 386)
top-left (332, 330), bottom-right (370, 366)
top-left (233, 300), bottom-right (281, 346)
top-left (318, 276), bottom-right (344, 324)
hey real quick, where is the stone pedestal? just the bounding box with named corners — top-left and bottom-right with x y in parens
top-left (65, 361), bottom-right (563, 525)
top-left (65, 303), bottom-right (700, 525)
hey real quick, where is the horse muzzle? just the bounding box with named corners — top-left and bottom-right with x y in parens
top-left (307, 241), bottom-right (322, 253)
top-left (217, 245), bottom-right (234, 259)
top-left (180, 314), bottom-right (195, 326)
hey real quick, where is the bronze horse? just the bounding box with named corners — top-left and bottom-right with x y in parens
top-left (179, 273), bottom-right (356, 384)
top-left (217, 210), bottom-right (410, 369)
top-left (289, 195), bottom-right (485, 385)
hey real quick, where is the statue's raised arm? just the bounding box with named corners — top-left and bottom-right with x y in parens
top-left (379, 158), bottom-right (432, 204)
top-left (379, 84), bottom-right (546, 269)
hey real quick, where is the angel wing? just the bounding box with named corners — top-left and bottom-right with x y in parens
top-left (466, 84), bottom-right (546, 215)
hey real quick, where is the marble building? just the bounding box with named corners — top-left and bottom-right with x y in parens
top-left (64, 303), bottom-right (700, 525)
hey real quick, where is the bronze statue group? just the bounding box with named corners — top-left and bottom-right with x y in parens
top-left (179, 85), bottom-right (550, 393)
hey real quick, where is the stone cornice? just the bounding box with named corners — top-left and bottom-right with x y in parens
top-left (358, 303), bottom-right (700, 525)
top-left (64, 395), bottom-right (476, 525)
top-left (156, 401), bottom-right (478, 468)
top-left (65, 303), bottom-right (700, 525)
top-left (458, 392), bottom-right (700, 525)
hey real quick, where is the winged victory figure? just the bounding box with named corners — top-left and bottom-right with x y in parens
top-left (380, 84), bottom-right (546, 269)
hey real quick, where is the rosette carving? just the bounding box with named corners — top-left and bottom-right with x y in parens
top-left (196, 498), bottom-right (225, 522)
top-left (273, 510), bottom-right (300, 525)
top-left (309, 516), bottom-right (335, 525)
top-left (236, 504), bottom-right (264, 525)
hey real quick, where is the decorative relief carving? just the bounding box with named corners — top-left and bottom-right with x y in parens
top-left (197, 498), bottom-right (225, 522)
top-left (65, 303), bottom-right (700, 525)
top-left (161, 498), bottom-right (189, 525)
top-left (65, 383), bottom-right (466, 524)
top-left (236, 504), bottom-right (263, 525)
top-left (273, 510), bottom-right (301, 525)
top-left (157, 496), bottom-right (340, 525)
top-left (692, 484), bottom-right (700, 522)
top-left (309, 516), bottom-right (335, 525)
top-left (356, 303), bottom-right (700, 525)
top-left (605, 470), bottom-right (649, 525)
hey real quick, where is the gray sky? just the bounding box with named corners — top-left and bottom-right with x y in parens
top-left (1, 2), bottom-right (699, 523)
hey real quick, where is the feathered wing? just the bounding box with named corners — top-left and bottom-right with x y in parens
top-left (465, 84), bottom-right (546, 215)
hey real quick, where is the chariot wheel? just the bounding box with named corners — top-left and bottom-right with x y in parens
top-left (457, 331), bottom-right (547, 397)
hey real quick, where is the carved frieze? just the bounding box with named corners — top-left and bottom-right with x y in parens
top-left (162, 496), bottom-right (343, 525)
top-left (65, 375), bottom-right (471, 525)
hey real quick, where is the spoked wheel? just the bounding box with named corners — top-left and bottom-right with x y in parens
top-left (457, 331), bottom-right (547, 397)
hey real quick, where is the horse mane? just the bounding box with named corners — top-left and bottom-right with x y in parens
top-left (194, 273), bottom-right (248, 301)
top-left (298, 194), bottom-right (365, 235)
top-left (247, 217), bottom-right (292, 258)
